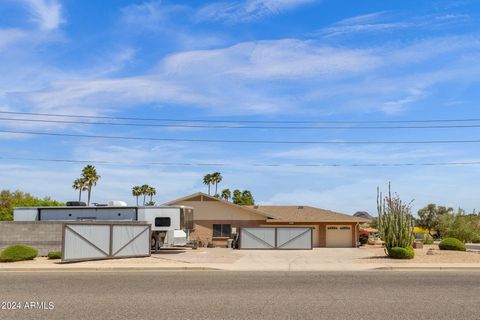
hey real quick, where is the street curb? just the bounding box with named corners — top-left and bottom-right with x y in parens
top-left (0, 266), bottom-right (220, 272)
top-left (375, 266), bottom-right (480, 271)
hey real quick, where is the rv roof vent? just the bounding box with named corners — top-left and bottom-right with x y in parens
top-left (66, 201), bottom-right (86, 207)
top-left (108, 200), bottom-right (128, 207)
top-left (298, 206), bottom-right (304, 209)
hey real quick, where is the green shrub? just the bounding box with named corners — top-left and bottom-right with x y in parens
top-left (387, 246), bottom-right (415, 259)
top-left (0, 245), bottom-right (38, 262)
top-left (359, 236), bottom-right (368, 245)
top-left (472, 237), bottom-right (480, 244)
top-left (439, 238), bottom-right (466, 251)
top-left (47, 251), bottom-right (62, 260)
top-left (423, 236), bottom-right (434, 245)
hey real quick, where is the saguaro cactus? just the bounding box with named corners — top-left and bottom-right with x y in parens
top-left (377, 184), bottom-right (415, 251)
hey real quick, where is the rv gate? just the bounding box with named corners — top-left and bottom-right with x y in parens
top-left (239, 227), bottom-right (312, 250)
top-left (62, 221), bottom-right (150, 262)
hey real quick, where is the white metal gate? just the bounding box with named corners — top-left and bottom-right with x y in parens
top-left (62, 222), bottom-right (150, 262)
top-left (240, 227), bottom-right (312, 250)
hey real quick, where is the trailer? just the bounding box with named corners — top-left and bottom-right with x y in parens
top-left (13, 204), bottom-right (194, 250)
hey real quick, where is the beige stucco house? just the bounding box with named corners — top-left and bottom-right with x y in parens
top-left (165, 192), bottom-right (369, 248)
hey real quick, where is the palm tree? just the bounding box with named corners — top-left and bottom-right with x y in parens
top-left (211, 172), bottom-right (223, 196)
top-left (140, 184), bottom-right (150, 206)
top-left (72, 178), bottom-right (87, 202)
top-left (81, 165), bottom-right (100, 206)
top-left (147, 186), bottom-right (156, 204)
top-left (221, 188), bottom-right (231, 201)
top-left (203, 174), bottom-right (212, 195)
top-left (131, 186), bottom-right (142, 206)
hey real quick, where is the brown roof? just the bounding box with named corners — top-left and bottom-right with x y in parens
top-left (248, 205), bottom-right (369, 223)
top-left (163, 192), bottom-right (278, 219)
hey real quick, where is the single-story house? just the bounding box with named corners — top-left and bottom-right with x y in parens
top-left (164, 192), bottom-right (369, 248)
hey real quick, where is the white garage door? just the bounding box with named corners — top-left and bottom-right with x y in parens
top-left (263, 225), bottom-right (320, 247)
top-left (326, 225), bottom-right (352, 248)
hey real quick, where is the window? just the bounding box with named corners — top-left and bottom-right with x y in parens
top-left (340, 226), bottom-right (351, 230)
top-left (327, 226), bottom-right (338, 230)
top-left (213, 224), bottom-right (231, 237)
top-left (155, 217), bottom-right (171, 227)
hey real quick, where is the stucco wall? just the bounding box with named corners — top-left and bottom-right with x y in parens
top-left (0, 221), bottom-right (63, 256)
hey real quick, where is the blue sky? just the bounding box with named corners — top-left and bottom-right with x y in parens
top-left (1, 0), bottom-right (480, 215)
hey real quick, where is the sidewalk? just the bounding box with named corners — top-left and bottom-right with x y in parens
top-left (2, 248), bottom-right (480, 272)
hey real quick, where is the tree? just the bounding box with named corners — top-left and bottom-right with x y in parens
top-left (377, 184), bottom-right (415, 254)
top-left (131, 186), bottom-right (142, 206)
top-left (0, 190), bottom-right (63, 221)
top-left (241, 190), bottom-right (254, 205)
top-left (232, 189), bottom-right (255, 205)
top-left (140, 184), bottom-right (150, 206)
top-left (72, 178), bottom-right (87, 202)
top-left (146, 186), bottom-right (156, 204)
top-left (203, 174), bottom-right (212, 195)
top-left (221, 189), bottom-right (231, 201)
top-left (417, 204), bottom-right (454, 238)
top-left (232, 189), bottom-right (242, 204)
top-left (210, 172), bottom-right (223, 196)
top-left (81, 165), bottom-right (100, 206)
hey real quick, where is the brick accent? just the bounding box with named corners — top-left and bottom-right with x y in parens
top-left (191, 220), bottom-right (264, 247)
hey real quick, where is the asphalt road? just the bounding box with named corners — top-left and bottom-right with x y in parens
top-left (1, 271), bottom-right (480, 320)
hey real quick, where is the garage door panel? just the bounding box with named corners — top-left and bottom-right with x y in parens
top-left (326, 225), bottom-right (352, 248)
top-left (240, 228), bottom-right (276, 249)
top-left (277, 228), bottom-right (311, 249)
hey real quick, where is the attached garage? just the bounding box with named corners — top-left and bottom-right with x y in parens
top-left (164, 192), bottom-right (369, 248)
top-left (326, 225), bottom-right (353, 248)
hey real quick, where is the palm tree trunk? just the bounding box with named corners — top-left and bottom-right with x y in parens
top-left (143, 195), bottom-right (146, 206)
top-left (208, 184), bottom-right (211, 195)
top-left (136, 196), bottom-right (139, 206)
top-left (87, 187), bottom-right (92, 206)
top-left (150, 195), bottom-right (153, 202)
top-left (78, 190), bottom-right (82, 202)
top-left (215, 183), bottom-right (218, 195)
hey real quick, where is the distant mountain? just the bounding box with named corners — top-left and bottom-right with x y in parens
top-left (353, 211), bottom-right (373, 220)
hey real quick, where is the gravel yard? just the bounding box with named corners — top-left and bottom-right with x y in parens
top-left (358, 245), bottom-right (480, 263)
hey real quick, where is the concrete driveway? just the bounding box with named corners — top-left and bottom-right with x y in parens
top-left (152, 247), bottom-right (375, 271)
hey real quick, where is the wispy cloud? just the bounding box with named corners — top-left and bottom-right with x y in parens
top-left (120, 1), bottom-right (188, 32)
top-left (20, 0), bottom-right (64, 30)
top-left (0, 28), bottom-right (27, 49)
top-left (197, 0), bottom-right (316, 22)
top-left (320, 11), bottom-right (470, 38)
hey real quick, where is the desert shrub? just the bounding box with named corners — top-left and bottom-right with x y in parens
top-left (387, 246), bottom-right (415, 259)
top-left (47, 251), bottom-right (62, 260)
top-left (0, 245), bottom-right (38, 262)
top-left (439, 238), bottom-right (466, 251)
top-left (377, 186), bottom-right (415, 249)
top-left (423, 236), bottom-right (434, 245)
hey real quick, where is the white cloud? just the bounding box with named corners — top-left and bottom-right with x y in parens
top-left (21, 0), bottom-right (64, 30)
top-left (197, 0), bottom-right (316, 22)
top-left (320, 11), bottom-right (470, 38)
top-left (120, 1), bottom-right (188, 31)
top-left (9, 39), bottom-right (379, 116)
top-left (0, 29), bottom-right (27, 49)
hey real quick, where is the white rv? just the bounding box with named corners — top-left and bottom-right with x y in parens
top-left (13, 204), bottom-right (194, 249)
